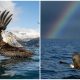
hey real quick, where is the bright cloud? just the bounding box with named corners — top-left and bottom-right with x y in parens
top-left (0, 1), bottom-right (39, 36)
top-left (0, 1), bottom-right (21, 21)
top-left (10, 28), bottom-right (40, 37)
top-left (11, 28), bottom-right (40, 39)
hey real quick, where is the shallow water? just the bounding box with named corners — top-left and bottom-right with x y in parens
top-left (41, 39), bottom-right (80, 79)
top-left (0, 41), bottom-right (39, 79)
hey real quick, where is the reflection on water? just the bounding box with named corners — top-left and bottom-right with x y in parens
top-left (0, 42), bottom-right (39, 79)
top-left (0, 57), bottom-right (39, 79)
top-left (0, 58), bottom-right (29, 78)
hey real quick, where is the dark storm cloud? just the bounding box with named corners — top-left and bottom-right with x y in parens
top-left (41, 1), bottom-right (71, 38)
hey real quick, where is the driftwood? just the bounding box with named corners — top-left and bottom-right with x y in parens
top-left (0, 10), bottom-right (32, 58)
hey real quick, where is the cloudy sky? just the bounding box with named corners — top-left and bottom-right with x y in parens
top-left (0, 1), bottom-right (39, 33)
top-left (41, 1), bottom-right (80, 39)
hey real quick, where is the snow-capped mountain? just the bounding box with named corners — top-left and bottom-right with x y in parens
top-left (11, 29), bottom-right (40, 41)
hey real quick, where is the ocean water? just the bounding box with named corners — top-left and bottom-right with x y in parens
top-left (0, 41), bottom-right (39, 79)
top-left (41, 39), bottom-right (80, 79)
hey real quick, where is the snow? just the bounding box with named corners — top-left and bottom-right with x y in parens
top-left (10, 29), bottom-right (40, 40)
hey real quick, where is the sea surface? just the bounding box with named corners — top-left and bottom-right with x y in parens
top-left (41, 39), bottom-right (80, 79)
top-left (0, 40), bottom-right (39, 79)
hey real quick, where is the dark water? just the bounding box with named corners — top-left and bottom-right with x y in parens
top-left (41, 39), bottom-right (80, 79)
top-left (0, 41), bottom-right (39, 79)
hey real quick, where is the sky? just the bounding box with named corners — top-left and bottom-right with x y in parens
top-left (0, 1), bottom-right (39, 33)
top-left (41, 1), bottom-right (80, 39)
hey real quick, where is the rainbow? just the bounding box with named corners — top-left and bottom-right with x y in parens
top-left (46, 2), bottom-right (79, 38)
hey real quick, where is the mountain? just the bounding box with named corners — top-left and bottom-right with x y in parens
top-left (5, 30), bottom-right (39, 47)
top-left (26, 38), bottom-right (39, 47)
top-left (11, 30), bottom-right (40, 41)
